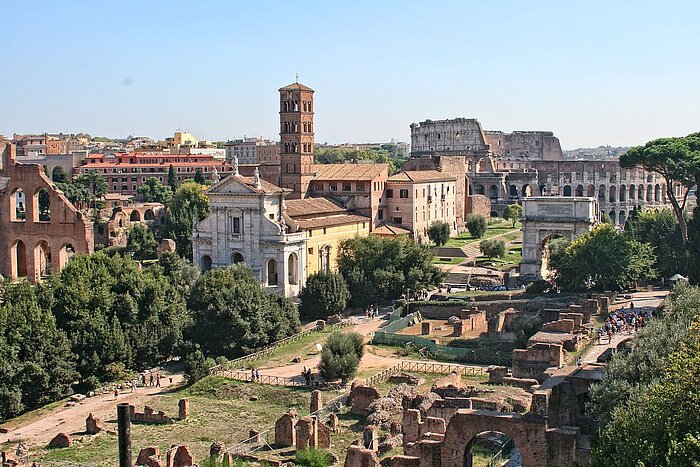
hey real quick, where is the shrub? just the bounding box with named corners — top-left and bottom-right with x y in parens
top-left (526, 280), bottom-right (550, 294)
top-left (299, 272), bottom-right (350, 319)
top-left (511, 315), bottom-right (543, 348)
top-left (466, 214), bottom-right (487, 238)
top-left (184, 347), bottom-right (216, 384)
top-left (296, 447), bottom-right (334, 467)
top-left (318, 332), bottom-right (364, 383)
top-left (427, 220), bottom-right (451, 246)
top-left (480, 239), bottom-right (506, 259)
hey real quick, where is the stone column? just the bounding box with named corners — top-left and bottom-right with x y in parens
top-left (310, 390), bottom-right (322, 413)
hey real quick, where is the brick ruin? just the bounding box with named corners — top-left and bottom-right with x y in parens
top-left (0, 142), bottom-right (93, 282)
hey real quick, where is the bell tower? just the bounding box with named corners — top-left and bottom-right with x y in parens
top-left (279, 81), bottom-right (315, 198)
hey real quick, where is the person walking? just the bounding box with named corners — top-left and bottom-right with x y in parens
top-left (155, 373), bottom-right (161, 388)
top-left (149, 373), bottom-right (154, 387)
top-left (254, 368), bottom-right (260, 382)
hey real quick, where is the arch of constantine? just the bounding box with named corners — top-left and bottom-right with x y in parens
top-left (520, 197), bottom-right (598, 281)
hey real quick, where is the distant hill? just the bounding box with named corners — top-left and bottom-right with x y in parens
top-left (563, 146), bottom-right (630, 160)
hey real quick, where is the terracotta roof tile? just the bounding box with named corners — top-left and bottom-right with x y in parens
top-left (285, 197), bottom-right (346, 218)
top-left (372, 223), bottom-right (412, 236)
top-left (310, 163), bottom-right (388, 181)
top-left (279, 82), bottom-right (314, 92)
top-left (295, 214), bottom-right (370, 229)
top-left (387, 170), bottom-right (456, 183)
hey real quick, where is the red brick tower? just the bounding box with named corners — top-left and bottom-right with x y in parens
top-left (279, 81), bottom-right (315, 198)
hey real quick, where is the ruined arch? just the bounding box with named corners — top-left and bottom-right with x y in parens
top-left (58, 243), bottom-right (75, 269)
top-left (11, 240), bottom-right (27, 278)
top-left (34, 188), bottom-right (51, 222)
top-left (522, 184), bottom-right (532, 198)
top-left (509, 184), bottom-right (518, 198)
top-left (619, 185), bottom-right (627, 202)
top-left (10, 188), bottom-right (26, 222)
top-left (144, 209), bottom-right (156, 221)
top-left (34, 240), bottom-right (52, 279)
top-left (598, 185), bottom-right (606, 202)
top-left (609, 185), bottom-right (616, 202)
top-left (130, 210), bottom-right (141, 222)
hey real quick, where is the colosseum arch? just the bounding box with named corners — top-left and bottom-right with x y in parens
top-left (619, 185), bottom-right (627, 202)
top-left (521, 197), bottom-right (597, 281)
top-left (575, 184), bottom-right (584, 197)
top-left (586, 184), bottom-right (595, 197)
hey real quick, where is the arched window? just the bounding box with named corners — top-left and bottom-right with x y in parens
top-left (619, 185), bottom-right (627, 202)
top-left (58, 243), bottom-right (75, 269)
top-left (11, 240), bottom-right (27, 278)
top-left (598, 185), bottom-right (606, 201)
top-left (231, 252), bottom-right (244, 264)
top-left (563, 185), bottom-right (572, 196)
top-left (266, 259), bottom-right (278, 286)
top-left (34, 188), bottom-right (51, 222)
top-left (10, 188), bottom-right (26, 222)
top-left (609, 185), bottom-right (617, 202)
top-left (619, 210), bottom-right (627, 226)
top-left (476, 185), bottom-right (485, 195)
top-left (586, 184), bottom-right (595, 197)
top-left (34, 241), bottom-right (52, 279)
top-left (288, 253), bottom-right (298, 285)
top-left (130, 210), bottom-right (141, 222)
top-left (575, 184), bottom-right (584, 197)
top-left (488, 185), bottom-right (498, 199)
top-left (629, 184), bottom-right (636, 201)
top-left (201, 255), bottom-right (212, 271)
top-left (654, 184), bottom-right (661, 203)
top-left (609, 210), bottom-right (617, 224)
top-left (144, 209), bottom-right (155, 221)
top-left (638, 185), bottom-right (644, 200)
top-left (509, 185), bottom-right (518, 198)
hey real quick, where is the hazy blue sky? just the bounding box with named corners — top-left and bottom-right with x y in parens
top-left (2, 0), bottom-right (699, 148)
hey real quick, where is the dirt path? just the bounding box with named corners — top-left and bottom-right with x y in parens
top-left (2, 371), bottom-right (184, 448)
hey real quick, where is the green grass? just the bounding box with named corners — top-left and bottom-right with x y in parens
top-left (35, 377), bottom-right (312, 465)
top-left (444, 221), bottom-right (521, 248)
top-left (432, 256), bottom-right (466, 265)
top-left (0, 398), bottom-right (68, 431)
top-left (228, 330), bottom-right (333, 369)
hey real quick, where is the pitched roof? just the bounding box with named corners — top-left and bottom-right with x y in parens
top-left (285, 197), bottom-right (346, 218)
top-left (208, 173), bottom-right (285, 194)
top-left (388, 170), bottom-right (456, 183)
top-left (372, 222), bottom-right (412, 236)
top-left (279, 82), bottom-right (314, 92)
top-left (294, 214), bottom-right (370, 230)
top-left (310, 163), bottom-right (388, 181)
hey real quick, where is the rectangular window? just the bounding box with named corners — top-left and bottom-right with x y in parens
top-left (387, 189), bottom-right (394, 198)
top-left (269, 214), bottom-right (274, 220)
top-left (400, 189), bottom-right (409, 198)
top-left (357, 183), bottom-right (365, 192)
top-left (330, 184), bottom-right (337, 191)
top-left (378, 208), bottom-right (383, 220)
top-left (308, 247), bottom-right (313, 255)
top-left (343, 183), bottom-right (351, 192)
top-left (392, 217), bottom-right (403, 224)
top-left (232, 217), bottom-right (241, 234)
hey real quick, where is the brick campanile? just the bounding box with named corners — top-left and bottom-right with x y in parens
top-left (279, 81), bottom-right (315, 198)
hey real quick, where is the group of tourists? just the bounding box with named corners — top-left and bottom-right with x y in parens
top-left (402, 289), bottom-right (429, 301)
top-left (301, 367), bottom-right (315, 386)
top-left (364, 304), bottom-right (379, 319)
top-left (596, 302), bottom-right (647, 343)
top-left (250, 367), bottom-right (261, 382)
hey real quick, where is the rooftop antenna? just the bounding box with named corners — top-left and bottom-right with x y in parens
top-left (295, 73), bottom-right (299, 83)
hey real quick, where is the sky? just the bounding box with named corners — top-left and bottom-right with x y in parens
top-left (1, 0), bottom-right (699, 149)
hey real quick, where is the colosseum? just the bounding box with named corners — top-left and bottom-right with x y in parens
top-left (406, 118), bottom-right (679, 224)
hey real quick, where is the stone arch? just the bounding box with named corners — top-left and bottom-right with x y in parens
top-left (619, 185), bottom-right (627, 202)
top-left (130, 210), bottom-right (141, 222)
top-left (231, 251), bottom-right (244, 264)
top-left (266, 258), bottom-right (278, 286)
top-left (522, 184), bottom-right (532, 198)
top-left (11, 240), bottom-right (28, 278)
top-left (488, 185), bottom-right (498, 199)
top-left (509, 184), bottom-right (518, 198)
top-left (598, 185), bottom-right (606, 202)
top-left (646, 184), bottom-right (653, 202)
top-left (654, 184), bottom-right (661, 203)
top-left (619, 210), bottom-right (627, 226)
top-left (144, 209), bottom-right (156, 221)
top-left (609, 210), bottom-right (617, 224)
top-left (200, 255), bottom-right (212, 271)
top-left (287, 252), bottom-right (298, 285)
top-left (476, 185), bottom-right (485, 195)
top-left (439, 411), bottom-right (545, 467)
top-left (609, 185), bottom-right (616, 202)
top-left (562, 185), bottom-right (572, 197)
top-left (34, 240), bottom-right (52, 279)
top-left (34, 188), bottom-right (51, 222)
top-left (540, 233), bottom-right (569, 278)
top-left (10, 188), bottom-right (26, 222)
top-left (58, 243), bottom-right (75, 269)
top-left (629, 184), bottom-right (636, 201)
top-left (575, 184), bottom-right (584, 197)
top-left (637, 184), bottom-right (644, 200)
top-left (586, 184), bottom-right (595, 197)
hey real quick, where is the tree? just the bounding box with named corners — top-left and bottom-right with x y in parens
top-left (625, 208), bottom-right (687, 278)
top-left (298, 272), bottom-right (350, 319)
top-left (167, 164), bottom-right (179, 191)
top-left (51, 166), bottom-right (69, 183)
top-left (183, 346), bottom-right (216, 384)
top-left (318, 331), bottom-right (364, 383)
top-left (194, 169), bottom-right (206, 185)
top-left (549, 224), bottom-right (657, 291)
top-left (337, 236), bottom-right (445, 308)
top-left (599, 211), bottom-right (612, 224)
top-left (620, 133), bottom-right (700, 246)
top-left (186, 265), bottom-right (300, 358)
top-left (688, 207), bottom-right (700, 285)
top-left (73, 170), bottom-right (107, 211)
top-left (503, 204), bottom-right (522, 228)
top-left (466, 214), bottom-right (487, 239)
top-left (125, 223), bottom-right (158, 260)
top-left (588, 283), bottom-right (700, 466)
top-left (427, 221), bottom-right (451, 246)
top-left (165, 181), bottom-right (210, 258)
top-left (480, 239), bottom-right (506, 259)
top-left (137, 177), bottom-right (173, 204)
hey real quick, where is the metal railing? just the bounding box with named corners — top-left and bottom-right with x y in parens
top-left (211, 369), bottom-right (346, 390)
top-left (488, 438), bottom-right (515, 467)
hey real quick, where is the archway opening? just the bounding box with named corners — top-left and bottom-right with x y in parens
top-left (288, 252), bottom-right (298, 285)
top-left (320, 245), bottom-right (331, 273)
top-left (609, 185), bottom-right (617, 202)
top-left (144, 209), bottom-right (155, 221)
top-left (201, 255), bottom-right (212, 271)
top-left (266, 259), bottom-right (278, 286)
top-left (586, 184), bottom-right (595, 197)
top-left (476, 185), bottom-right (485, 195)
top-left (11, 240), bottom-right (27, 278)
top-left (35, 188), bottom-right (51, 222)
top-left (522, 184), bottom-right (531, 198)
top-left (34, 241), bottom-right (52, 279)
top-left (575, 184), bottom-right (584, 197)
top-left (609, 210), bottom-right (617, 224)
top-left (563, 185), bottom-right (572, 196)
top-left (541, 235), bottom-right (568, 280)
top-left (464, 431), bottom-right (520, 467)
top-left (598, 185), bottom-right (606, 202)
top-left (509, 184), bottom-right (518, 198)
top-left (58, 243), bottom-right (75, 269)
top-left (11, 188), bottom-right (26, 222)
top-left (130, 210), bottom-right (141, 222)
top-left (619, 185), bottom-right (627, 202)
top-left (488, 185), bottom-right (498, 200)
top-left (231, 252), bottom-right (244, 264)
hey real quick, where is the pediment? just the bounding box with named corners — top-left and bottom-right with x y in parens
top-left (206, 175), bottom-right (256, 195)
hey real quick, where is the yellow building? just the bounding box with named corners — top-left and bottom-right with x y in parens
top-left (285, 198), bottom-right (371, 277)
top-left (171, 131), bottom-right (198, 148)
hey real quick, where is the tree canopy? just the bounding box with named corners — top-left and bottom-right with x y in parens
top-left (549, 224), bottom-right (656, 291)
top-left (480, 238), bottom-right (506, 259)
top-left (318, 331), bottom-right (364, 383)
top-left (137, 177), bottom-right (173, 204)
top-left (466, 214), bottom-right (487, 239)
top-left (165, 181), bottom-right (210, 258)
top-left (503, 204), bottom-right (522, 228)
top-left (314, 145), bottom-right (408, 175)
top-left (427, 221), bottom-right (451, 246)
top-left (125, 223), bottom-right (158, 261)
top-left (298, 271), bottom-right (350, 319)
top-left (337, 235), bottom-right (445, 307)
top-left (589, 283), bottom-right (700, 466)
top-left (186, 265), bottom-right (300, 358)
top-left (625, 208), bottom-right (687, 278)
